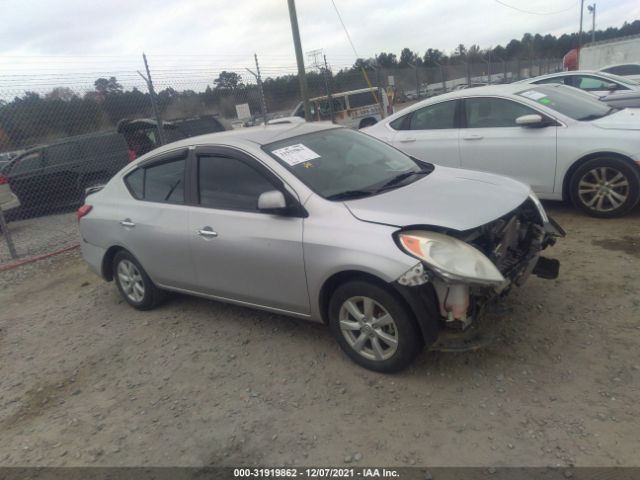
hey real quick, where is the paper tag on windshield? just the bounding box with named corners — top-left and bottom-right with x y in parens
top-left (272, 144), bottom-right (320, 166)
top-left (520, 90), bottom-right (547, 101)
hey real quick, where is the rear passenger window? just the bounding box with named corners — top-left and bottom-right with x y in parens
top-left (198, 155), bottom-right (274, 212)
top-left (143, 158), bottom-right (185, 204)
top-left (124, 169), bottom-right (144, 199)
top-left (46, 142), bottom-right (79, 167)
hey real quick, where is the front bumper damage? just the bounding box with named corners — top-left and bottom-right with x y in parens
top-left (394, 198), bottom-right (564, 351)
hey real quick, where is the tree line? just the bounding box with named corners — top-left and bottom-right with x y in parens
top-left (1, 20), bottom-right (638, 151)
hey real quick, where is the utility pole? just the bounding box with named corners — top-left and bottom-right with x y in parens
top-left (577, 0), bottom-right (585, 68)
top-left (588, 4), bottom-right (596, 44)
top-left (138, 53), bottom-right (165, 145)
top-left (287, 0), bottom-right (311, 121)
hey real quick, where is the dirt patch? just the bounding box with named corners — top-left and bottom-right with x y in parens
top-left (592, 235), bottom-right (640, 258)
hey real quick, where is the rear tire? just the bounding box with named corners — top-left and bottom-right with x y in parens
top-left (569, 157), bottom-right (640, 218)
top-left (113, 251), bottom-right (165, 310)
top-left (328, 280), bottom-right (423, 373)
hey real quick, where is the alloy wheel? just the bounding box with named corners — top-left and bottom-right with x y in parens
top-left (338, 296), bottom-right (399, 361)
top-left (578, 167), bottom-right (630, 213)
top-left (117, 259), bottom-right (145, 303)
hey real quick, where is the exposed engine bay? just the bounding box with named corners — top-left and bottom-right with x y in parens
top-left (397, 198), bottom-right (564, 341)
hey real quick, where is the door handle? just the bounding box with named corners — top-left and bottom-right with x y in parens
top-left (120, 219), bottom-right (135, 228)
top-left (398, 137), bottom-right (417, 143)
top-left (462, 134), bottom-right (483, 141)
top-left (198, 227), bottom-right (218, 238)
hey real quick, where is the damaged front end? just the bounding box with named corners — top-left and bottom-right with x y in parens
top-left (394, 193), bottom-right (564, 351)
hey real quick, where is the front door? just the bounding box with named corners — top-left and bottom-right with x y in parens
top-left (188, 149), bottom-right (309, 315)
top-left (458, 97), bottom-right (557, 194)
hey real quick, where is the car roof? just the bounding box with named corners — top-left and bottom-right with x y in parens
top-left (600, 63), bottom-right (640, 69)
top-left (402, 83), bottom-right (544, 102)
top-left (136, 121), bottom-right (341, 157)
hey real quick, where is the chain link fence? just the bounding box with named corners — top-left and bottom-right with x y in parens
top-left (0, 56), bottom-right (562, 267)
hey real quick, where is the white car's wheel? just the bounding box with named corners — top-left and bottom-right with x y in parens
top-left (570, 157), bottom-right (640, 218)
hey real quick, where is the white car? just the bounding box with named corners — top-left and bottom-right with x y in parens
top-left (599, 63), bottom-right (640, 83)
top-left (517, 70), bottom-right (640, 96)
top-left (363, 83), bottom-right (640, 218)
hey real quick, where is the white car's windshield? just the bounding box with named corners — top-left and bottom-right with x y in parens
top-left (264, 128), bottom-right (431, 200)
top-left (517, 85), bottom-right (615, 121)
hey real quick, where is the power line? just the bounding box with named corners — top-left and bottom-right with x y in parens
top-left (493, 0), bottom-right (579, 15)
top-left (330, 0), bottom-right (360, 58)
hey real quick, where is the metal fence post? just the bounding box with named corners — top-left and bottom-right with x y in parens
top-left (322, 54), bottom-right (336, 124)
top-left (0, 210), bottom-right (18, 260)
top-left (254, 54), bottom-right (268, 125)
top-left (139, 53), bottom-right (165, 145)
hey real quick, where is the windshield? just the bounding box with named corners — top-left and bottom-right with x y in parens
top-left (517, 84), bottom-right (614, 121)
top-left (263, 128), bottom-right (427, 200)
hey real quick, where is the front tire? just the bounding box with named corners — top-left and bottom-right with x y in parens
top-left (569, 157), bottom-right (640, 218)
top-left (328, 280), bottom-right (423, 373)
top-left (113, 251), bottom-right (165, 310)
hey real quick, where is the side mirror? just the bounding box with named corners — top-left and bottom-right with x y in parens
top-left (606, 82), bottom-right (618, 92)
top-left (516, 114), bottom-right (544, 127)
top-left (258, 190), bottom-right (287, 213)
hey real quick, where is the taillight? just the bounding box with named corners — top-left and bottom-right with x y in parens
top-left (77, 204), bottom-right (93, 222)
top-left (0, 174), bottom-right (8, 185)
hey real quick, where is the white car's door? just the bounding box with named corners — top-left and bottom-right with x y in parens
top-left (458, 97), bottom-right (557, 194)
top-left (389, 100), bottom-right (461, 168)
top-left (188, 148), bottom-right (309, 315)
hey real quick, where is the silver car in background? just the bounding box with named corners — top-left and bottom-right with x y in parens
top-left (78, 123), bottom-right (562, 372)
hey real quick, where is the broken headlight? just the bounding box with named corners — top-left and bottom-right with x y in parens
top-left (397, 230), bottom-right (505, 285)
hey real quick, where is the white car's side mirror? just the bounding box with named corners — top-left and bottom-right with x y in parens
top-left (516, 114), bottom-right (544, 126)
top-left (258, 190), bottom-right (287, 212)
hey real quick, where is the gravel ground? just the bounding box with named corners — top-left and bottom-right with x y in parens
top-left (0, 202), bottom-right (639, 467)
top-left (0, 211), bottom-right (78, 264)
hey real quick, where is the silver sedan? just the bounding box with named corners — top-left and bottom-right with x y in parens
top-left (79, 121), bottom-right (562, 372)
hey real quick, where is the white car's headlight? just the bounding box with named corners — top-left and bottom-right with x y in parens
top-left (397, 231), bottom-right (505, 285)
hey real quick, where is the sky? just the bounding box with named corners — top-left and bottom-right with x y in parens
top-left (0, 0), bottom-right (638, 94)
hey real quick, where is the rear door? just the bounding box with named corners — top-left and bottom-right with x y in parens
top-left (390, 99), bottom-right (461, 167)
top-left (187, 147), bottom-right (309, 314)
top-left (118, 150), bottom-right (195, 289)
top-left (458, 96), bottom-right (557, 194)
top-left (41, 141), bottom-right (83, 205)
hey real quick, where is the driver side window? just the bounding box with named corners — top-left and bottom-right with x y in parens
top-left (464, 98), bottom-right (539, 128)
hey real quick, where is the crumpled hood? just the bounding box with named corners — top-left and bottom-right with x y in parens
top-left (591, 108), bottom-right (640, 130)
top-left (344, 166), bottom-right (530, 231)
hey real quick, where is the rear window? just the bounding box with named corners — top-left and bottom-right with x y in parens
top-left (124, 168), bottom-right (144, 199)
top-left (9, 152), bottom-right (42, 175)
